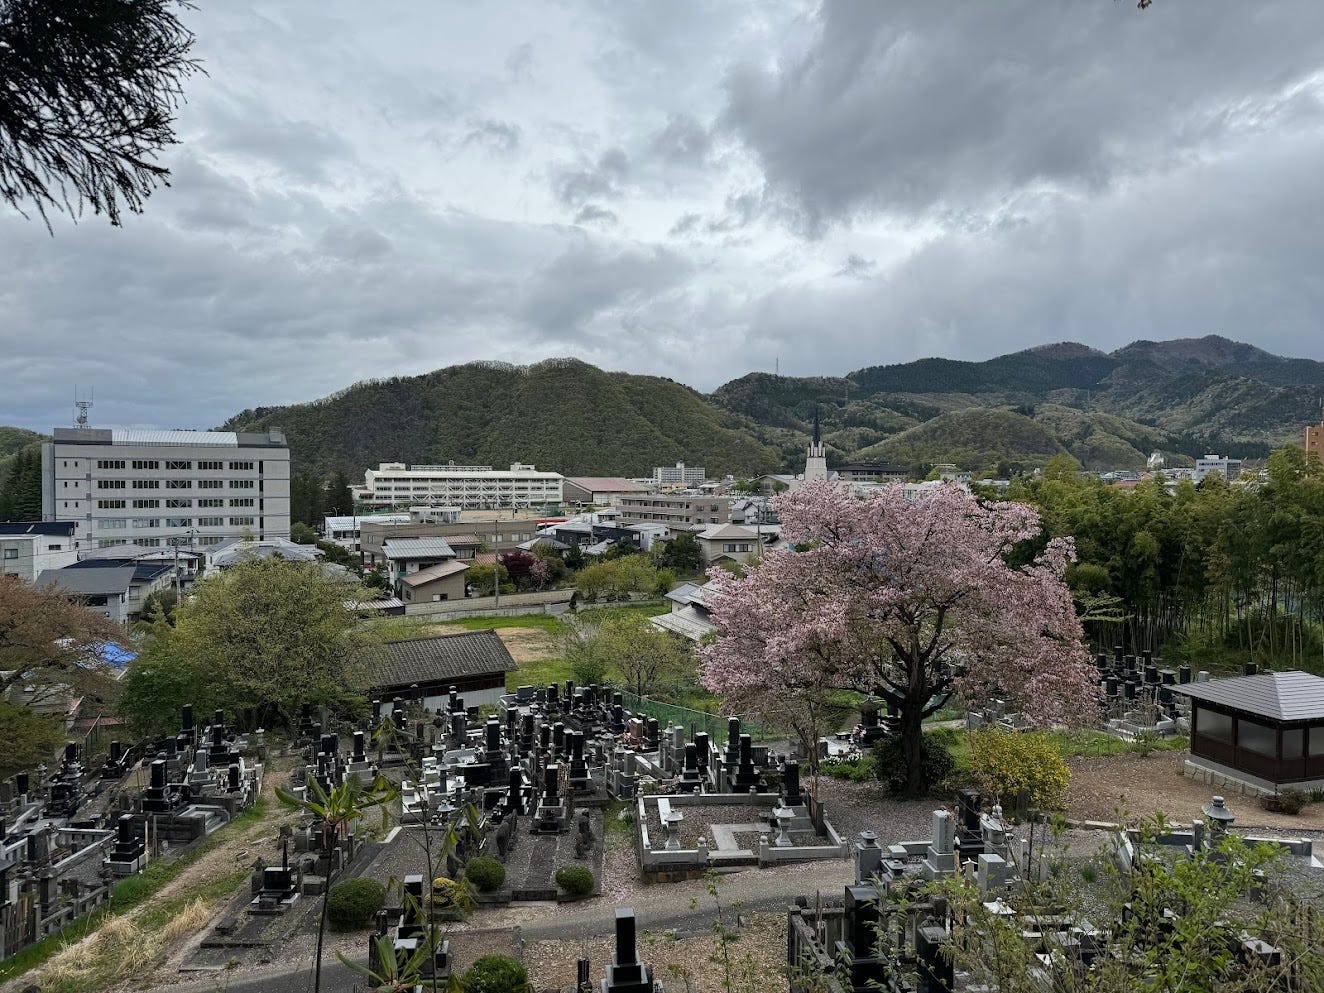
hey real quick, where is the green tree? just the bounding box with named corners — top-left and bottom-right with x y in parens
top-left (654, 531), bottom-right (701, 573)
top-left (0, 574), bottom-right (121, 711)
top-left (166, 557), bottom-right (373, 727)
top-left (0, 700), bottom-right (64, 779)
top-left (597, 614), bottom-right (692, 698)
top-left (291, 521), bottom-right (318, 544)
top-left (326, 469), bottom-right (354, 517)
top-left (118, 606), bottom-right (227, 737)
top-left (0, 0), bottom-right (200, 226)
top-left (0, 445), bottom-right (42, 520)
top-left (466, 562), bottom-right (510, 597)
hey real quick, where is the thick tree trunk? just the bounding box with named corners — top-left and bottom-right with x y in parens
top-left (898, 699), bottom-right (926, 799)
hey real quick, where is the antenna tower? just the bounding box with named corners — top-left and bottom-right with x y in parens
top-left (74, 387), bottom-right (93, 429)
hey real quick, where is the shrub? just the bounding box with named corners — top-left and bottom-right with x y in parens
top-left (465, 856), bottom-right (506, 893)
top-left (325, 878), bottom-right (385, 932)
top-left (463, 954), bottom-right (530, 993)
top-left (821, 757), bottom-right (876, 782)
top-left (1261, 789), bottom-right (1309, 815)
top-left (872, 735), bottom-right (956, 795)
top-left (554, 864), bottom-right (595, 897)
top-left (968, 729), bottom-right (1070, 810)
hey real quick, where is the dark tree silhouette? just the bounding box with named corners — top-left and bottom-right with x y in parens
top-left (0, 0), bottom-right (200, 227)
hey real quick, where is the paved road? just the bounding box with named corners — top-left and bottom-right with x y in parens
top-left (140, 859), bottom-right (858, 993)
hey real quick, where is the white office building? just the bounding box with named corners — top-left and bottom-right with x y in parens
top-left (353, 462), bottom-right (563, 510)
top-left (652, 462), bottom-right (706, 488)
top-left (42, 427), bottom-right (291, 551)
top-left (1194, 454), bottom-right (1244, 484)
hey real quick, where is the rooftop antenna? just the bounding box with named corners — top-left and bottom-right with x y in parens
top-left (775, 356), bottom-right (779, 377)
top-left (73, 387), bottom-right (93, 429)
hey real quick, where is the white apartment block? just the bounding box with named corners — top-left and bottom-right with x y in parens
top-left (42, 427), bottom-right (291, 551)
top-left (652, 462), bottom-right (706, 487)
top-left (353, 462), bottom-right (563, 511)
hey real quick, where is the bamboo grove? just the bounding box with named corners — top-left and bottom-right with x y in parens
top-left (1003, 448), bottom-right (1324, 673)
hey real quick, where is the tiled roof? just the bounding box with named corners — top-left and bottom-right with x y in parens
top-left (1173, 671), bottom-right (1324, 722)
top-left (400, 560), bottom-right (469, 586)
top-left (697, 523), bottom-right (758, 540)
top-left (37, 566), bottom-right (136, 596)
top-left (442, 533), bottom-right (482, 546)
top-left (372, 630), bottom-right (517, 689)
top-left (383, 537), bottom-right (456, 559)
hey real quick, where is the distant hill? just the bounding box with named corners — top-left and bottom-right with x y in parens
top-left (0, 426), bottom-right (47, 491)
top-left (219, 337), bottom-right (1323, 479)
top-left (221, 358), bottom-right (782, 477)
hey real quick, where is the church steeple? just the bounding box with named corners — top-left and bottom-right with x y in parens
top-left (802, 405), bottom-right (828, 485)
top-left (812, 407), bottom-right (820, 446)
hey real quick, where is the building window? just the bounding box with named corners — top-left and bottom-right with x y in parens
top-left (98, 538), bottom-right (127, 548)
top-left (230, 516), bottom-right (255, 526)
top-left (198, 498), bottom-right (223, 508)
top-left (132, 480), bottom-right (160, 489)
top-left (138, 537), bottom-right (162, 547)
top-left (2, 549), bottom-right (17, 560)
top-left (198, 535), bottom-right (223, 546)
top-left (1238, 719), bottom-right (1277, 756)
top-left (132, 499), bottom-right (160, 508)
top-left (165, 479), bottom-right (192, 489)
top-left (230, 498), bottom-right (254, 507)
top-left (96, 459), bottom-right (126, 469)
top-left (97, 499), bottom-right (126, 509)
top-left (198, 460), bottom-right (223, 471)
top-left (198, 480), bottom-right (224, 489)
top-left (98, 519), bottom-right (128, 530)
top-left (197, 516), bottom-right (224, 527)
top-left (47, 544), bottom-right (62, 551)
top-left (132, 460), bottom-right (160, 470)
top-left (165, 460), bottom-right (192, 470)
top-left (165, 498), bottom-right (193, 508)
top-left (1195, 708), bottom-right (1232, 743)
top-left (131, 518), bottom-right (160, 528)
top-left (231, 480), bottom-right (255, 489)
top-left (229, 461), bottom-right (254, 471)
top-left (166, 517), bottom-right (193, 528)
top-left (97, 480), bottom-right (126, 490)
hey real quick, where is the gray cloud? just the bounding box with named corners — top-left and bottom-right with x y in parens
top-left (463, 119), bottom-right (523, 155)
top-left (552, 147), bottom-right (631, 207)
top-left (720, 0), bottom-right (1324, 231)
top-left (4, 0), bottom-right (1324, 436)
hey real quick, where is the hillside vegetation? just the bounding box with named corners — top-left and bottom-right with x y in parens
top-left (222, 358), bottom-right (781, 477)
top-left (205, 335), bottom-right (1324, 478)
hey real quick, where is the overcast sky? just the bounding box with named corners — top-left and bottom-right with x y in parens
top-left (5, 0), bottom-right (1324, 431)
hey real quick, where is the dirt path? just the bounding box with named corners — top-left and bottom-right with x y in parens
top-left (1067, 750), bottom-right (1324, 831)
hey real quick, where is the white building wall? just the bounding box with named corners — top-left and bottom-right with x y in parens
top-left (43, 428), bottom-right (291, 551)
top-left (353, 463), bottom-right (563, 510)
top-left (0, 535), bottom-right (78, 582)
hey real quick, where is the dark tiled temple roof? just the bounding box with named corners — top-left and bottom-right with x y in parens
top-left (372, 629), bottom-right (517, 689)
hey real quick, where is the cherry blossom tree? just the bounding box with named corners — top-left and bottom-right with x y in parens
top-left (700, 482), bottom-right (1100, 797)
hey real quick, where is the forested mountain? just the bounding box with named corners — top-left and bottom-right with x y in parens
top-left (221, 358), bottom-right (782, 477)
top-left (215, 336), bottom-right (1323, 479)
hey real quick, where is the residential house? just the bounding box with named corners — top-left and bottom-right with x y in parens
top-left (649, 580), bottom-right (721, 642)
top-left (371, 630), bottom-right (518, 711)
top-left (36, 565), bottom-right (136, 624)
top-left (381, 537), bottom-right (457, 589)
top-left (399, 560), bottom-right (469, 605)
top-left (63, 558), bottom-right (174, 619)
top-left (696, 524), bottom-right (762, 567)
top-left (322, 513), bottom-right (413, 552)
top-left (0, 522), bottom-right (79, 582)
top-left (360, 514), bottom-right (543, 567)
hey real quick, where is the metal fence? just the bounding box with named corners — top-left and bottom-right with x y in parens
top-left (614, 690), bottom-right (776, 742)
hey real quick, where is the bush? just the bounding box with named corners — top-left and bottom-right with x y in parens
top-left (325, 878), bottom-right (385, 932)
top-left (872, 735), bottom-right (956, 795)
top-left (554, 864), bottom-right (595, 897)
top-left (968, 729), bottom-right (1070, 810)
top-left (821, 757), bottom-right (876, 782)
top-left (1261, 789), bottom-right (1309, 815)
top-left (463, 954), bottom-right (530, 993)
top-left (465, 856), bottom-right (506, 893)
